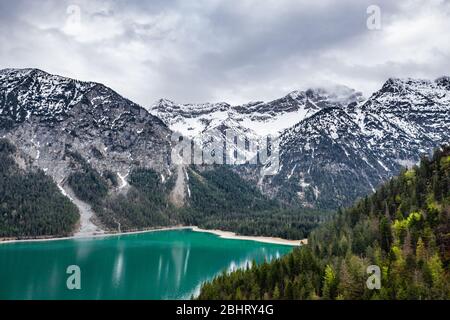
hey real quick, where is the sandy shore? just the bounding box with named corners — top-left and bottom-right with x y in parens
top-left (0, 225), bottom-right (307, 246)
top-left (191, 227), bottom-right (307, 246)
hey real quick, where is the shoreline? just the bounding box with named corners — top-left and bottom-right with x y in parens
top-left (0, 225), bottom-right (307, 246)
top-left (191, 227), bottom-right (307, 246)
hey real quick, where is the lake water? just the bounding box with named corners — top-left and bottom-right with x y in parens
top-left (0, 229), bottom-right (293, 300)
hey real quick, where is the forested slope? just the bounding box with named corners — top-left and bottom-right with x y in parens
top-left (0, 139), bottom-right (79, 238)
top-left (198, 146), bottom-right (450, 300)
top-left (66, 150), bottom-right (176, 231)
top-left (181, 166), bottom-right (327, 239)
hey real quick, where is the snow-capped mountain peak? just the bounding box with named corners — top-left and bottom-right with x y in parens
top-left (271, 76), bottom-right (450, 209)
top-left (0, 68), bottom-right (171, 188)
top-left (435, 76), bottom-right (450, 90)
top-left (0, 68), bottom-right (97, 122)
top-left (150, 85), bottom-right (364, 138)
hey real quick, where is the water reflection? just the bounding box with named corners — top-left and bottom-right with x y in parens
top-left (0, 230), bottom-right (293, 299)
top-left (112, 243), bottom-right (125, 287)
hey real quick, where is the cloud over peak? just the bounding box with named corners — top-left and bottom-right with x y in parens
top-left (1, 0), bottom-right (449, 106)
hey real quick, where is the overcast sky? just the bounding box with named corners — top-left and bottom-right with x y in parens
top-left (0, 0), bottom-right (449, 106)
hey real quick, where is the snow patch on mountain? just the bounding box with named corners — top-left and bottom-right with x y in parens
top-left (148, 85), bottom-right (364, 138)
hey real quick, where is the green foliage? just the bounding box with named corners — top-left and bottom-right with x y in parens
top-left (322, 264), bottom-right (338, 299)
top-left (0, 139), bottom-right (79, 238)
top-left (94, 168), bottom-right (176, 231)
top-left (188, 166), bottom-right (278, 214)
top-left (197, 146), bottom-right (450, 300)
top-left (66, 151), bottom-right (109, 205)
top-left (440, 156), bottom-right (450, 171)
top-left (68, 170), bottom-right (108, 205)
top-left (103, 170), bottom-right (119, 187)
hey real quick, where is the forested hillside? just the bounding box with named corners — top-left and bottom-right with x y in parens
top-left (181, 166), bottom-right (327, 239)
top-left (66, 159), bottom-right (326, 238)
top-left (66, 151), bottom-right (177, 231)
top-left (94, 168), bottom-right (177, 230)
top-left (0, 139), bottom-right (79, 238)
top-left (198, 146), bottom-right (450, 300)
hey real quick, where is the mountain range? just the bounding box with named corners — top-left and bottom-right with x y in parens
top-left (150, 76), bottom-right (450, 209)
top-left (0, 68), bottom-right (449, 232)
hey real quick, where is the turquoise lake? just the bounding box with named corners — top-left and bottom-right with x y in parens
top-left (0, 229), bottom-right (293, 300)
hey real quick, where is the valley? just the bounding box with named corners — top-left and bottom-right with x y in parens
top-left (0, 68), bottom-right (449, 244)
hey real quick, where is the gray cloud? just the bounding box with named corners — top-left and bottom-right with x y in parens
top-left (0, 0), bottom-right (449, 106)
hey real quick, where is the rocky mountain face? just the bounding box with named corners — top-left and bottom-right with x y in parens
top-left (150, 86), bottom-right (365, 185)
top-left (268, 77), bottom-right (450, 208)
top-left (0, 68), bottom-right (172, 189)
